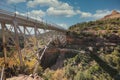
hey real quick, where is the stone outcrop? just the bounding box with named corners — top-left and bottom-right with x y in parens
top-left (101, 10), bottom-right (120, 20)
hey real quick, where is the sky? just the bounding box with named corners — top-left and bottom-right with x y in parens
top-left (0, 0), bottom-right (120, 29)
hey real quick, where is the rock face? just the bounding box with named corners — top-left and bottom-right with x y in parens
top-left (101, 10), bottom-right (120, 20)
top-left (111, 10), bottom-right (120, 15)
top-left (40, 35), bottom-right (80, 69)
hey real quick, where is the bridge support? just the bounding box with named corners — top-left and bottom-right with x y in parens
top-left (13, 21), bottom-right (24, 67)
top-left (1, 22), bottom-right (7, 66)
top-left (1, 22), bottom-right (7, 80)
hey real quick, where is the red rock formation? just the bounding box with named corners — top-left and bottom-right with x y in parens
top-left (111, 10), bottom-right (119, 15)
top-left (101, 10), bottom-right (120, 20)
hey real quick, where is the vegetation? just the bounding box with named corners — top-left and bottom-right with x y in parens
top-left (0, 17), bottom-right (120, 80)
top-left (69, 18), bottom-right (120, 35)
top-left (42, 18), bottom-right (120, 80)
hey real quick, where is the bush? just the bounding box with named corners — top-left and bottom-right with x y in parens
top-left (88, 65), bottom-right (101, 74)
top-left (64, 65), bottom-right (76, 79)
top-left (43, 68), bottom-right (54, 80)
top-left (74, 71), bottom-right (93, 80)
top-left (51, 69), bottom-right (65, 80)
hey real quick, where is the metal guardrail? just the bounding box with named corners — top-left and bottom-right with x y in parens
top-left (0, 2), bottom-right (66, 31)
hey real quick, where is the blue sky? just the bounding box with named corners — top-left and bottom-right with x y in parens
top-left (0, 0), bottom-right (120, 29)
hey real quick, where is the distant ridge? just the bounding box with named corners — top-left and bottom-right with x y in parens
top-left (101, 10), bottom-right (120, 20)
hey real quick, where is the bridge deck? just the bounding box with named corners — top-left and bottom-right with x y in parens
top-left (0, 9), bottom-right (66, 32)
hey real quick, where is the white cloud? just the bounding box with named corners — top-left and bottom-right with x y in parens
top-left (76, 10), bottom-right (92, 18)
top-left (79, 10), bottom-right (116, 19)
top-left (26, 10), bottom-right (45, 21)
top-left (28, 10), bottom-right (45, 17)
top-left (7, 0), bottom-right (26, 4)
top-left (27, 0), bottom-right (72, 9)
top-left (15, 10), bottom-right (45, 21)
top-left (27, 0), bottom-right (77, 17)
top-left (92, 10), bottom-right (112, 19)
top-left (118, 10), bottom-right (120, 13)
top-left (46, 7), bottom-right (76, 17)
top-left (57, 3), bottom-right (73, 10)
top-left (7, 0), bottom-right (96, 18)
top-left (58, 23), bottom-right (68, 29)
top-left (7, 0), bottom-right (120, 20)
top-left (81, 12), bottom-right (92, 18)
top-left (27, 0), bottom-right (59, 8)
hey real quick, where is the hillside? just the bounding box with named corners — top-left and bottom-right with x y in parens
top-left (69, 10), bottom-right (120, 34)
top-left (27, 10), bottom-right (120, 80)
top-left (69, 18), bottom-right (120, 35)
top-left (63, 11), bottom-right (120, 80)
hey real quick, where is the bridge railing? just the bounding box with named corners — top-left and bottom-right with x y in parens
top-left (0, 2), bottom-right (66, 31)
